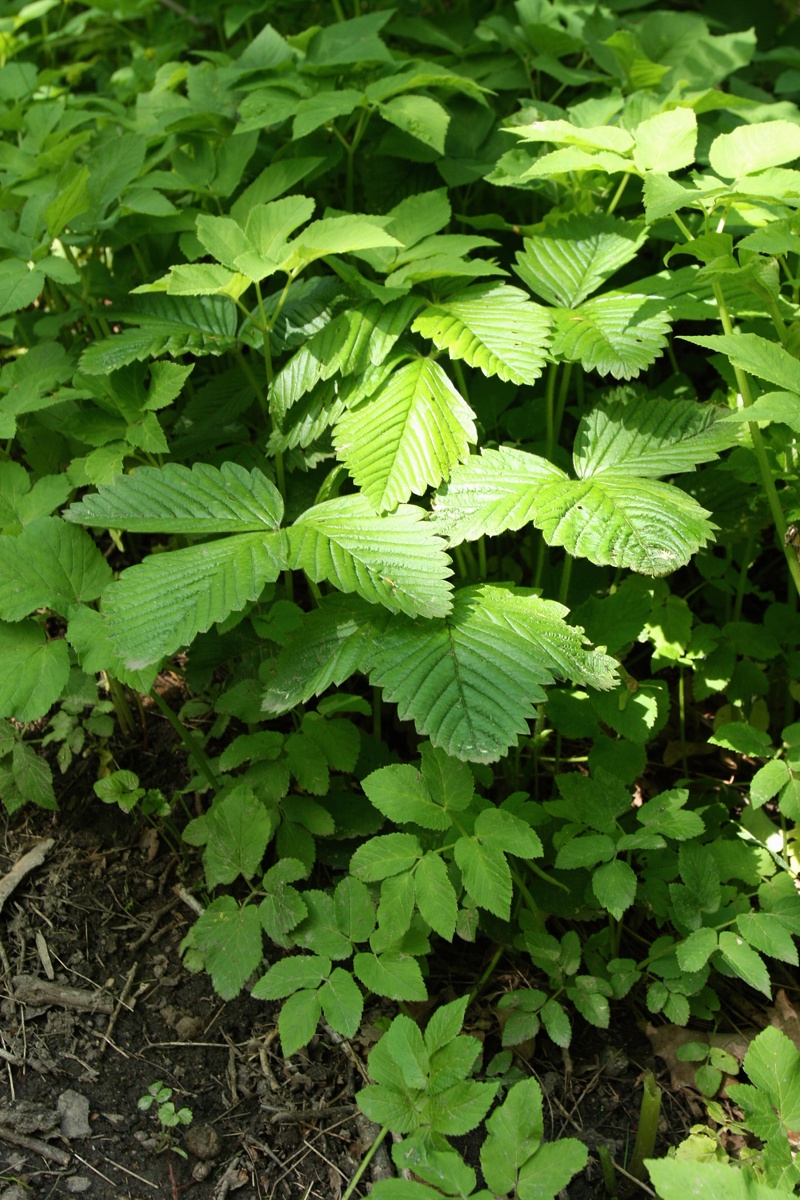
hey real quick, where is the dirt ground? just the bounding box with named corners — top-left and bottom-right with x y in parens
top-left (0, 728), bottom-right (696, 1200)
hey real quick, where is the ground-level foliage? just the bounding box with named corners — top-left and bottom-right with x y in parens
top-left (4, 0), bottom-right (800, 1193)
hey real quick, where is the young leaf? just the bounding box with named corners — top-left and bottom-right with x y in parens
top-left (105, 532), bottom-right (286, 668)
top-left (412, 283), bottom-right (552, 385)
top-left (369, 583), bottom-right (616, 763)
top-left (515, 215), bottom-right (646, 308)
top-left (66, 462), bottom-right (283, 534)
top-left (286, 493), bottom-right (453, 619)
top-left (334, 357), bottom-right (476, 513)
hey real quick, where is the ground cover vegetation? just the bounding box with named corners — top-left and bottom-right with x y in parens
top-left (4, 0), bottom-right (800, 1192)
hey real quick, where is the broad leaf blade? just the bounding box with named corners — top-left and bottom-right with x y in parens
top-left (334, 358), bottom-right (476, 512)
top-left (552, 293), bottom-right (671, 379)
top-left (286, 493), bottom-right (453, 618)
top-left (105, 532), bottom-right (286, 668)
top-left (67, 462), bottom-right (283, 533)
top-left (412, 284), bottom-right (552, 385)
top-left (0, 620), bottom-right (70, 722)
top-left (515, 215), bottom-right (646, 308)
top-left (0, 518), bottom-right (112, 620)
top-left (369, 584), bottom-right (617, 763)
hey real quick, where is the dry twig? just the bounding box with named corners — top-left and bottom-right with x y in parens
top-left (0, 840), bottom-right (54, 916)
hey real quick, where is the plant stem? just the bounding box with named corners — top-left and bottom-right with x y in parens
top-left (107, 675), bottom-right (136, 738)
top-left (341, 1125), bottom-right (389, 1200)
top-left (606, 172), bottom-right (630, 216)
top-left (372, 686), bottom-right (382, 741)
top-left (711, 280), bottom-right (800, 598)
top-left (598, 1144), bottom-right (617, 1197)
top-left (149, 689), bottom-right (221, 792)
top-left (558, 553), bottom-right (573, 605)
top-left (477, 536), bottom-right (487, 580)
top-left (626, 1072), bottom-right (661, 1186)
top-left (678, 667), bottom-right (688, 779)
top-left (545, 362), bottom-right (557, 459)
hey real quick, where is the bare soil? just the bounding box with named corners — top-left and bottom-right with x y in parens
top-left (0, 728), bottom-right (694, 1200)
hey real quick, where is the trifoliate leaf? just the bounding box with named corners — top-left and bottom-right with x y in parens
top-left (66, 462), bottom-right (283, 533)
top-left (334, 357), bottom-right (476, 513)
top-left (412, 283), bottom-right (552, 385)
top-left (286, 493), bottom-right (453, 618)
top-left (481, 1078), bottom-right (543, 1195)
top-left (105, 531), bottom-right (286, 669)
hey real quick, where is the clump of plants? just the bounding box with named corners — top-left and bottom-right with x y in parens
top-left (4, 0), bottom-right (800, 1193)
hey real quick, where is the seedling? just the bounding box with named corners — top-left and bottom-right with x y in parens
top-left (137, 1081), bottom-right (193, 1158)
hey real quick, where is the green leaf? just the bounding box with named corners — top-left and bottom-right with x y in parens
top-left (647, 1159), bottom-right (790, 1200)
top-left (709, 723), bottom-right (773, 756)
top-left (551, 293), bottom-right (671, 380)
top-left (286, 493), bottom-right (453, 619)
top-left (280, 215), bottom-right (401, 274)
top-left (677, 928), bottom-right (718, 972)
top-left (566, 977), bottom-right (611, 1028)
top-left (0, 517), bottom-right (112, 621)
top-left (353, 951), bottom-right (427, 1001)
top-left (182, 897), bottom-right (262, 1001)
top-left (420, 743), bottom-right (474, 812)
top-left (414, 853), bottom-right (458, 940)
top-left (351, 833), bottom-right (424, 882)
top-left (742, 1026), bottom-right (800, 1130)
top-left (278, 989), bottom-right (322, 1057)
top-left (474, 807), bottom-right (543, 859)
top-left (363, 764), bottom-right (451, 830)
top-left (425, 1080), bottom-right (498, 1136)
top-left (412, 283), bottom-right (551, 385)
top-left (736, 913), bottom-right (799, 966)
top-left (291, 891), bottom-right (352, 960)
top-left (203, 786), bottom-right (273, 888)
top-left (261, 595), bottom-right (381, 714)
top-left (424, 995), bottom-right (470, 1056)
top-left (0, 620), bottom-right (70, 722)
top-left (379, 94), bottom-right (450, 154)
top-left (592, 859), bottom-right (637, 920)
top-left (335, 875), bottom-right (376, 942)
top-left (512, 119), bottom-right (633, 155)
top-left (369, 583), bottom-right (617, 763)
top-left (105, 532), bottom-right (286, 669)
top-left (252, 955), bottom-right (331, 1000)
top-left (681, 333), bottom-right (800, 394)
top-left (709, 119), bottom-right (800, 179)
top-left (722, 391), bottom-right (800, 431)
top-left (320, 967), bottom-right (364, 1037)
top-left (305, 10), bottom-right (393, 66)
top-left (44, 164), bottom-right (91, 237)
top-left (80, 295), bottom-right (238, 374)
top-left (454, 836), bottom-right (512, 919)
top-left (293, 90), bottom-right (362, 139)
top-left (334, 357), bottom-right (476, 514)
top-left (517, 1139), bottom-right (589, 1200)
top-left (540, 999), bottom-right (571, 1048)
top-left (481, 1078), bottom-right (543, 1195)
top-left (156, 263), bottom-right (249, 299)
top-left (718, 931), bottom-right (771, 997)
top-left (0, 259), bottom-right (44, 317)
top-left (515, 215), bottom-right (646, 309)
top-left (258, 860), bottom-right (308, 944)
top-left (67, 462), bottom-right (283, 534)
top-left (633, 108), bottom-right (697, 173)
top-left (376, 873), bottom-right (415, 946)
top-left (555, 834), bottom-right (616, 870)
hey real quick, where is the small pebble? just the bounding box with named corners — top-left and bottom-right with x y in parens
top-left (184, 1122), bottom-right (222, 1161)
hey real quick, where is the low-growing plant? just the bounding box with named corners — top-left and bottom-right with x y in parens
top-left (137, 1080), bottom-right (193, 1159)
top-left (4, 0), bottom-right (800, 1190)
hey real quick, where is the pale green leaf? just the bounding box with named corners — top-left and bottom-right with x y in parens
top-left (67, 462), bottom-right (283, 534)
top-left (721, 392), bottom-right (800, 431)
top-left (363, 764), bottom-right (452, 830)
top-left (412, 283), bottom-right (551, 385)
top-left (633, 108), bottom-right (697, 173)
top-left (158, 263), bottom-right (249, 298)
top-left (552, 293), bottom-right (671, 380)
top-left (0, 517), bottom-right (112, 620)
top-left (681, 332), bottom-right (800, 394)
top-left (280, 215), bottom-right (401, 273)
top-left (182, 896), bottom-right (262, 1001)
top-left (369, 583), bottom-right (617, 763)
top-left (334, 357), bottom-right (476, 512)
top-left (515, 216), bottom-right (646, 309)
top-left (305, 10), bottom-right (393, 66)
top-left (742, 1026), bottom-right (800, 1129)
top-left (195, 213), bottom-right (250, 272)
top-left (709, 119), bottom-right (800, 180)
top-left (286, 493), bottom-right (453, 618)
top-left (252, 955), bottom-right (331, 1000)
top-left (481, 1078), bottom-right (543, 1196)
top-left (512, 119), bottom-right (634, 154)
top-left (379, 94), bottom-right (450, 154)
top-left (520, 146), bottom-right (632, 179)
top-left (0, 619), bottom-right (70, 722)
top-left (105, 532), bottom-right (286, 669)
top-left (454, 836), bottom-right (512, 918)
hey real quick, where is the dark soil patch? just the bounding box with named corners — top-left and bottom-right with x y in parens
top-left (0, 747), bottom-right (693, 1200)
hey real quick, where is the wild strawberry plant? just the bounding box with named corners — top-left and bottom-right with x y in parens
top-left (4, 0), bottom-right (800, 1192)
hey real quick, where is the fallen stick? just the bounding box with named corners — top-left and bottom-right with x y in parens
top-left (0, 1123), bottom-right (71, 1166)
top-left (12, 974), bottom-right (114, 1014)
top-left (0, 839), bottom-right (54, 916)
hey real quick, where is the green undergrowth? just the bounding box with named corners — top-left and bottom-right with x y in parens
top-left (5, 0), bottom-right (800, 1193)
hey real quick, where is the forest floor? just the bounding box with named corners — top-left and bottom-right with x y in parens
top-left (0, 716), bottom-right (719, 1200)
